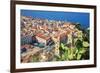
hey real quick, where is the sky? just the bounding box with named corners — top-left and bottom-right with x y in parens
top-left (21, 9), bottom-right (90, 28)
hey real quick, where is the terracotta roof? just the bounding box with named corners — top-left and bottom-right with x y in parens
top-left (36, 33), bottom-right (50, 40)
top-left (63, 22), bottom-right (75, 28)
top-left (41, 25), bottom-right (48, 30)
top-left (53, 31), bottom-right (67, 39)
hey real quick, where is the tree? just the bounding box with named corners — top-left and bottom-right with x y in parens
top-left (75, 39), bottom-right (83, 50)
top-left (82, 28), bottom-right (90, 42)
top-left (75, 23), bottom-right (82, 30)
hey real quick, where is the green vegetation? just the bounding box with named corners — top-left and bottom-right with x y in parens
top-left (32, 55), bottom-right (39, 62)
top-left (75, 23), bottom-right (82, 30)
top-left (56, 41), bottom-right (89, 61)
top-left (55, 24), bottom-right (90, 61)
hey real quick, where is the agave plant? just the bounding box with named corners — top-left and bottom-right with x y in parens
top-left (56, 40), bottom-right (89, 61)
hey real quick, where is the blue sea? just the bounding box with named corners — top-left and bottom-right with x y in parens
top-left (21, 10), bottom-right (90, 28)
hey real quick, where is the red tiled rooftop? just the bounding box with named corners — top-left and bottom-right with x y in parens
top-left (36, 33), bottom-right (50, 40)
